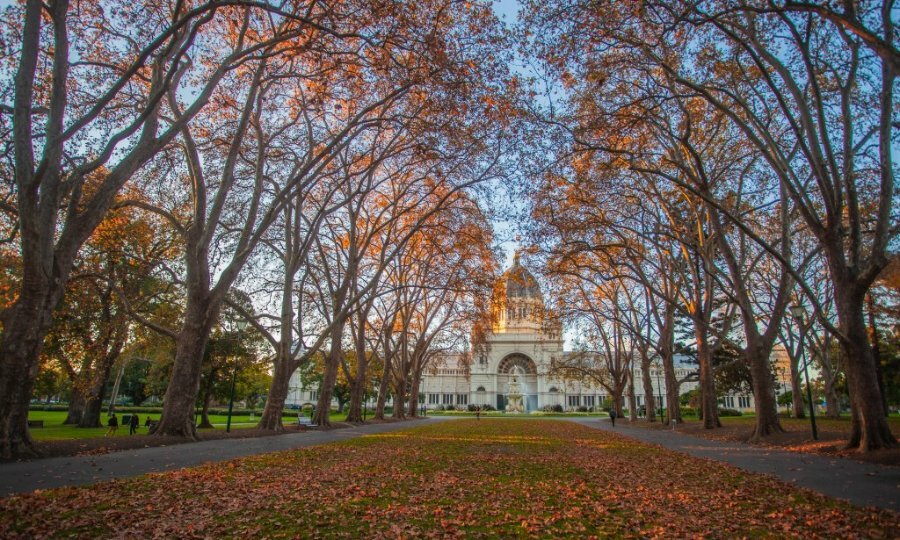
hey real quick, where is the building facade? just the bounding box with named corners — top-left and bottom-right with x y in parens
top-left (288, 256), bottom-right (785, 413)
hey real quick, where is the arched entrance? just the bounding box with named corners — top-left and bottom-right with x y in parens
top-left (497, 353), bottom-right (538, 411)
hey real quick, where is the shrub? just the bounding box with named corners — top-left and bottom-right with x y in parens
top-left (679, 407), bottom-right (698, 417)
top-left (718, 408), bottom-right (743, 417)
top-left (576, 405), bottom-right (589, 412)
top-left (541, 404), bottom-right (564, 413)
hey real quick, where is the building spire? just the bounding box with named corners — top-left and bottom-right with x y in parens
top-left (513, 234), bottom-right (522, 266)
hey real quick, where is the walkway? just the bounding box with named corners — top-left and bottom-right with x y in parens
top-left (567, 417), bottom-right (900, 512)
top-left (0, 417), bottom-right (451, 498)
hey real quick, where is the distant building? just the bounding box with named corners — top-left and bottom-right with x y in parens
top-left (288, 256), bottom-right (776, 414)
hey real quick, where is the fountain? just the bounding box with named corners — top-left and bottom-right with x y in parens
top-left (506, 366), bottom-right (525, 413)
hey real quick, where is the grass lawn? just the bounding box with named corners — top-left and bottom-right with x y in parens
top-left (26, 410), bottom-right (349, 441)
top-left (1, 419), bottom-right (896, 537)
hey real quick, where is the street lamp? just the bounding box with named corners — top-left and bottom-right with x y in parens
top-left (226, 319), bottom-right (249, 433)
top-left (789, 305), bottom-right (818, 440)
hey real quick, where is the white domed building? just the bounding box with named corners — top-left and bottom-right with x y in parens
top-left (420, 253), bottom-right (598, 412)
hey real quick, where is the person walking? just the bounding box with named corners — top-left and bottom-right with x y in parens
top-left (129, 414), bottom-right (139, 435)
top-left (105, 413), bottom-right (118, 437)
top-left (609, 408), bottom-right (617, 427)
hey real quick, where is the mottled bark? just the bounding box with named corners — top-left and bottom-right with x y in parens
top-left (747, 342), bottom-right (783, 441)
top-left (640, 351), bottom-right (656, 422)
top-left (791, 368), bottom-right (805, 419)
top-left (314, 322), bottom-right (344, 427)
top-left (258, 352), bottom-right (298, 430)
top-left (696, 329), bottom-right (720, 429)
top-left (63, 386), bottom-right (86, 425)
top-left (837, 286), bottom-right (896, 450)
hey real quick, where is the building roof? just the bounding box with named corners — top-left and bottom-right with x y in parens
top-left (501, 252), bottom-right (543, 300)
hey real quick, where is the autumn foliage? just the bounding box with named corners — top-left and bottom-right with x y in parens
top-left (0, 420), bottom-right (896, 537)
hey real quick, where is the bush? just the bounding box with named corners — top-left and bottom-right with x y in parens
top-left (576, 405), bottom-right (589, 412)
top-left (718, 408), bottom-right (743, 416)
top-left (679, 407), bottom-right (698, 417)
top-left (541, 404), bottom-right (564, 413)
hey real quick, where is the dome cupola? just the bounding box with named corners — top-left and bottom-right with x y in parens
top-left (503, 252), bottom-right (543, 300)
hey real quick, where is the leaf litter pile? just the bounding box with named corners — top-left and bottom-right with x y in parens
top-left (0, 419), bottom-right (896, 538)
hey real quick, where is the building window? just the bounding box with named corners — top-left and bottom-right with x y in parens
top-left (429, 394), bottom-right (439, 405)
top-left (568, 395), bottom-right (580, 407)
top-left (442, 393), bottom-right (454, 405)
top-left (636, 395), bottom-right (643, 407)
top-left (309, 391), bottom-right (318, 401)
top-left (457, 394), bottom-right (468, 405)
top-left (738, 396), bottom-right (751, 409)
top-left (548, 387), bottom-right (558, 393)
top-left (584, 396), bottom-right (595, 407)
top-left (476, 386), bottom-right (486, 392)
top-left (723, 396), bottom-right (735, 408)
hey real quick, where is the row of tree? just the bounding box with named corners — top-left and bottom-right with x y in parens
top-left (519, 0), bottom-right (897, 452)
top-left (0, 0), bottom-right (509, 458)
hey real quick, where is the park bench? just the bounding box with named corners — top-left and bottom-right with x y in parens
top-left (297, 416), bottom-right (318, 428)
top-left (27, 420), bottom-right (43, 428)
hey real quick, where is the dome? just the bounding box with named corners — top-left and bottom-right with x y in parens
top-left (502, 252), bottom-right (542, 300)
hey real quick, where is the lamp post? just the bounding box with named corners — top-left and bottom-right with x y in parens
top-left (789, 305), bottom-right (818, 440)
top-left (226, 319), bottom-right (249, 433)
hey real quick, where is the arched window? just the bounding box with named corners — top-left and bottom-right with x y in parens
top-left (497, 354), bottom-right (537, 375)
top-left (548, 387), bottom-right (558, 393)
top-left (476, 386), bottom-right (486, 392)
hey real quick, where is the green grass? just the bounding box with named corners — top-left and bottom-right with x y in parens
top-left (25, 410), bottom-right (346, 441)
top-left (1, 419), bottom-right (896, 537)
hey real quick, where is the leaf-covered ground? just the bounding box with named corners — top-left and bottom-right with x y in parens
top-left (0, 419), bottom-right (896, 538)
top-left (638, 416), bottom-right (900, 466)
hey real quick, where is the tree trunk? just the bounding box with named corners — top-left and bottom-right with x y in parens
top-left (392, 373), bottom-right (407, 419)
top-left (374, 352), bottom-right (392, 420)
top-left (824, 376), bottom-right (841, 419)
top-left (78, 364), bottom-right (114, 428)
top-left (640, 352), bottom-right (655, 422)
top-left (747, 341), bottom-right (783, 441)
top-left (407, 369), bottom-right (421, 418)
top-left (345, 316), bottom-right (369, 424)
top-left (63, 385), bottom-right (86, 425)
top-left (660, 306), bottom-right (681, 425)
top-left (867, 293), bottom-right (889, 417)
top-left (791, 367), bottom-right (805, 419)
top-left (626, 369), bottom-right (637, 422)
top-left (155, 298), bottom-right (215, 438)
top-left (837, 287), bottom-right (896, 450)
top-left (0, 285), bottom-right (58, 457)
top-left (314, 323), bottom-right (344, 427)
top-left (696, 327), bottom-right (720, 429)
top-left (259, 352), bottom-right (299, 430)
top-left (197, 368), bottom-right (216, 429)
top-left (79, 394), bottom-right (104, 429)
